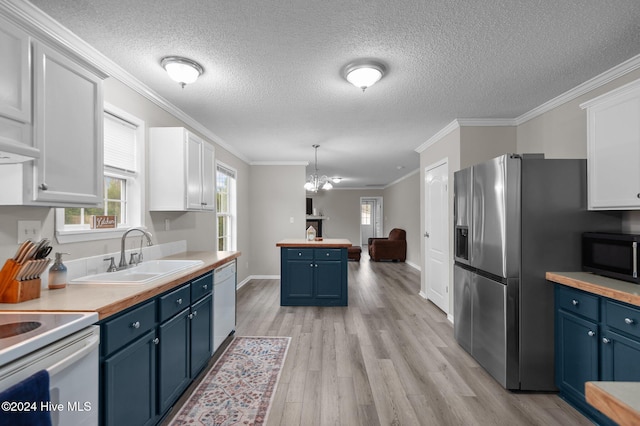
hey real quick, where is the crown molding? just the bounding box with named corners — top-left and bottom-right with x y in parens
top-left (414, 120), bottom-right (460, 153)
top-left (0, 0), bottom-right (250, 164)
top-left (416, 53), bottom-right (640, 153)
top-left (250, 161), bottom-right (309, 166)
top-left (384, 168), bottom-right (420, 189)
top-left (515, 53), bottom-right (640, 125)
top-left (456, 118), bottom-right (517, 127)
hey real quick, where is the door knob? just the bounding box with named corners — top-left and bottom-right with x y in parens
top-left (424, 232), bottom-right (430, 238)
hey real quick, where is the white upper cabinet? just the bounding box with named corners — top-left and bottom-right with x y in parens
top-left (581, 78), bottom-right (640, 210)
top-left (0, 15), bottom-right (29, 123)
top-left (31, 42), bottom-right (104, 204)
top-left (0, 14), bottom-right (38, 162)
top-left (0, 11), bottom-right (106, 206)
top-left (149, 127), bottom-right (216, 212)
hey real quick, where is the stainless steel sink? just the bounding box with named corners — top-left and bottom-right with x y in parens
top-left (71, 259), bottom-right (204, 284)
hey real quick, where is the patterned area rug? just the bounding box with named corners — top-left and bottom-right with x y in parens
top-left (169, 336), bottom-right (290, 426)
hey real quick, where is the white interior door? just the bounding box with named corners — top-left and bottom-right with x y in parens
top-left (360, 197), bottom-right (383, 246)
top-left (424, 160), bottom-right (449, 314)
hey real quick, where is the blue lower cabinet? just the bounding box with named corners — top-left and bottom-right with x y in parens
top-left (280, 247), bottom-right (347, 306)
top-left (555, 310), bottom-right (598, 399)
top-left (554, 284), bottom-right (640, 426)
top-left (100, 272), bottom-right (214, 426)
top-left (103, 329), bottom-right (157, 426)
top-left (190, 294), bottom-right (213, 377)
top-left (286, 260), bottom-right (314, 298)
top-left (601, 329), bottom-right (640, 381)
top-left (158, 308), bottom-right (190, 413)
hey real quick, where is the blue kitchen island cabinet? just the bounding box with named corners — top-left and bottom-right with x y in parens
top-left (277, 239), bottom-right (351, 306)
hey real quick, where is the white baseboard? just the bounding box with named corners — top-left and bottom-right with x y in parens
top-left (237, 275), bottom-right (280, 289)
top-left (418, 291), bottom-right (428, 300)
top-left (406, 260), bottom-right (421, 271)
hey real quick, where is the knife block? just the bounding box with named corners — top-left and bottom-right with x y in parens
top-left (0, 279), bottom-right (41, 303)
top-left (0, 259), bottom-right (41, 303)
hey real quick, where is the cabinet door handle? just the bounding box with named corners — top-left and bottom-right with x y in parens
top-left (326, 253), bottom-right (330, 256)
top-left (572, 299), bottom-right (579, 306)
top-left (602, 337), bottom-right (611, 344)
top-left (131, 321), bottom-right (141, 329)
top-left (193, 310), bottom-right (197, 317)
top-left (39, 183), bottom-right (48, 191)
top-left (625, 318), bottom-right (635, 325)
top-left (310, 263), bottom-right (314, 267)
top-left (176, 298), bottom-right (183, 305)
top-left (188, 313), bottom-right (194, 319)
top-left (202, 284), bottom-right (208, 290)
top-left (153, 337), bottom-right (160, 345)
top-left (587, 330), bottom-right (595, 337)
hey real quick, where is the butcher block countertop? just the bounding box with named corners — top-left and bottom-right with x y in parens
top-left (0, 251), bottom-right (240, 320)
top-left (545, 271), bottom-right (640, 307)
top-left (276, 238), bottom-right (352, 248)
top-left (586, 382), bottom-right (640, 426)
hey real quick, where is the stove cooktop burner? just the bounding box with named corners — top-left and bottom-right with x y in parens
top-left (0, 311), bottom-right (99, 365)
top-left (0, 321), bottom-right (42, 339)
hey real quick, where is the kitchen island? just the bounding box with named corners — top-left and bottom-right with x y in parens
top-left (277, 239), bottom-right (351, 306)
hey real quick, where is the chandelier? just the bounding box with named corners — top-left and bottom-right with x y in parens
top-left (304, 145), bottom-right (333, 192)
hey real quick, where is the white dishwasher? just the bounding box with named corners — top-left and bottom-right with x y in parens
top-left (213, 260), bottom-right (236, 353)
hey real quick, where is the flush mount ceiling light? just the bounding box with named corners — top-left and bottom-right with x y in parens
top-left (343, 60), bottom-right (386, 92)
top-left (161, 56), bottom-right (204, 88)
top-left (304, 145), bottom-right (334, 192)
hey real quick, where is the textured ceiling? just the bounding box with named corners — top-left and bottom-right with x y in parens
top-left (29, 0), bottom-right (640, 188)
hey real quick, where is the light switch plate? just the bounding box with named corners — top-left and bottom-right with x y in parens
top-left (18, 220), bottom-right (42, 243)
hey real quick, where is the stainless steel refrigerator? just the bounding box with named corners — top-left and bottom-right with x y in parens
top-left (453, 154), bottom-right (620, 391)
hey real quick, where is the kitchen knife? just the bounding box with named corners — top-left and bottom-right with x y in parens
top-left (13, 240), bottom-right (32, 262)
top-left (15, 260), bottom-right (33, 281)
top-left (21, 243), bottom-right (39, 264)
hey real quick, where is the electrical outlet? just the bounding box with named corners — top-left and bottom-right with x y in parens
top-left (18, 220), bottom-right (42, 243)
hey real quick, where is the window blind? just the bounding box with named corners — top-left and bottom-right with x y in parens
top-left (216, 163), bottom-right (236, 179)
top-left (104, 112), bottom-right (137, 173)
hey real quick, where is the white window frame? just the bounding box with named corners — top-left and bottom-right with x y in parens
top-left (216, 161), bottom-right (237, 251)
top-left (55, 103), bottom-right (145, 244)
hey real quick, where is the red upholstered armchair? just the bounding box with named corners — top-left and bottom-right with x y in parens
top-left (368, 228), bottom-right (407, 262)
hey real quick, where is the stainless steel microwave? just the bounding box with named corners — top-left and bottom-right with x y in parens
top-left (582, 232), bottom-right (640, 284)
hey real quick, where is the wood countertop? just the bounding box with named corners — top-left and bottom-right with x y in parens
top-left (586, 382), bottom-right (640, 426)
top-left (0, 251), bottom-right (240, 320)
top-left (276, 238), bottom-right (352, 248)
top-left (545, 271), bottom-right (640, 307)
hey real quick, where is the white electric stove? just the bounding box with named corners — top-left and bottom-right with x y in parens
top-left (0, 311), bottom-right (99, 426)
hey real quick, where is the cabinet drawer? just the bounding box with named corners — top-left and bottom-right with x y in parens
top-left (556, 286), bottom-right (599, 321)
top-left (191, 272), bottom-right (213, 302)
top-left (286, 248), bottom-right (313, 260)
top-left (102, 301), bottom-right (156, 355)
top-left (158, 284), bottom-right (191, 323)
top-left (314, 249), bottom-right (342, 260)
top-left (604, 300), bottom-right (640, 339)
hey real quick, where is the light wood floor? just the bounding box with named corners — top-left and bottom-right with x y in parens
top-left (234, 255), bottom-right (593, 426)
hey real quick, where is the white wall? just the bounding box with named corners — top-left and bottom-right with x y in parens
top-left (249, 164), bottom-right (306, 276)
top-left (382, 172), bottom-right (421, 267)
top-left (309, 188), bottom-right (383, 246)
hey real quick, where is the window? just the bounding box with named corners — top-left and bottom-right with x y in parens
top-left (361, 203), bottom-right (371, 225)
top-left (55, 104), bottom-right (144, 243)
top-left (216, 162), bottom-right (237, 251)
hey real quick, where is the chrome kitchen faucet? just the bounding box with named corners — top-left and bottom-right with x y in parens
top-left (118, 227), bottom-right (153, 269)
